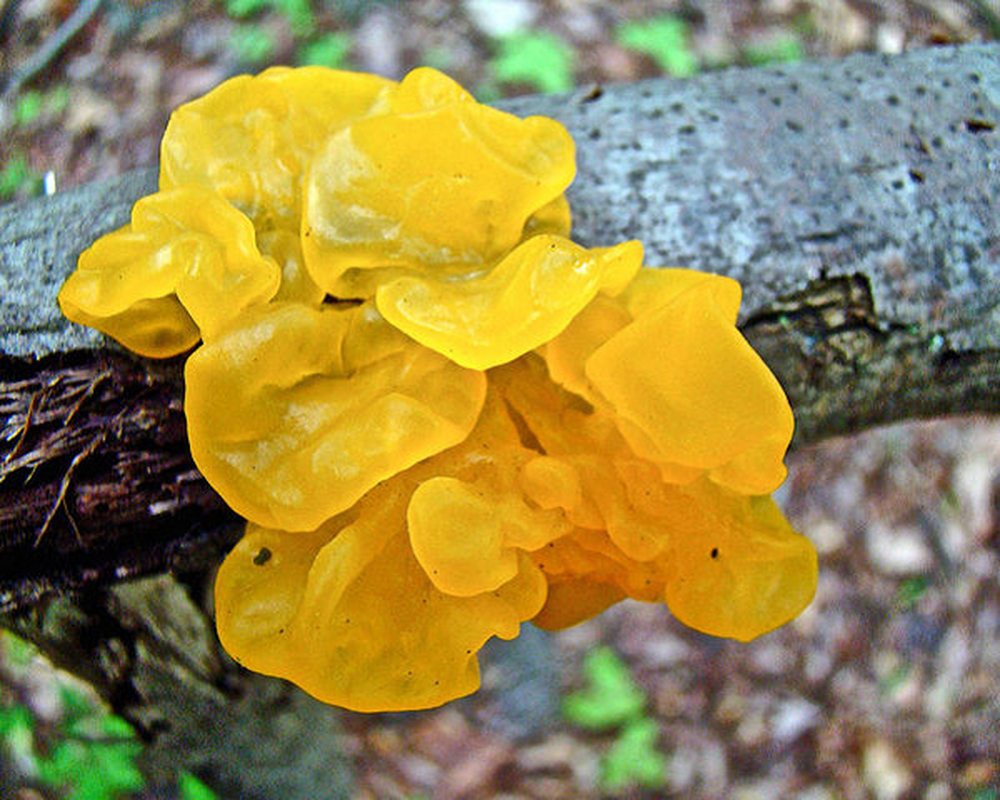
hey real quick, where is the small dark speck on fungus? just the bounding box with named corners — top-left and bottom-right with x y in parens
top-left (711, 547), bottom-right (719, 559)
top-left (253, 547), bottom-right (272, 566)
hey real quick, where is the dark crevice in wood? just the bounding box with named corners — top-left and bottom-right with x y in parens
top-left (0, 350), bottom-right (240, 612)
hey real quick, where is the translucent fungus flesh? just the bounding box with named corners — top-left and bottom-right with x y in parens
top-left (301, 69), bottom-right (575, 293)
top-left (376, 237), bottom-right (643, 370)
top-left (184, 301), bottom-right (486, 531)
top-left (662, 481), bottom-right (818, 641)
top-left (215, 511), bottom-right (547, 712)
top-left (492, 355), bottom-right (814, 640)
top-left (57, 295), bottom-right (199, 359)
top-left (584, 272), bottom-right (794, 494)
top-left (408, 475), bottom-right (571, 596)
top-left (215, 390), bottom-right (550, 711)
top-left (58, 186), bottom-right (280, 355)
top-left (160, 66), bottom-right (393, 228)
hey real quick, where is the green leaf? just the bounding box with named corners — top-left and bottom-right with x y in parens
top-left (12, 85), bottom-right (70, 128)
top-left (14, 91), bottom-right (44, 126)
top-left (225, 0), bottom-right (268, 17)
top-left (0, 154), bottom-right (43, 201)
top-left (601, 717), bottom-right (669, 791)
top-left (59, 684), bottom-right (95, 727)
top-left (0, 703), bottom-right (36, 768)
top-left (34, 698), bottom-right (144, 800)
top-left (179, 770), bottom-right (220, 800)
top-left (273, 0), bottom-right (315, 36)
top-left (743, 34), bottom-right (804, 66)
top-left (1, 630), bottom-right (37, 670)
top-left (616, 16), bottom-right (698, 77)
top-left (224, 0), bottom-right (314, 36)
top-left (229, 25), bottom-right (277, 64)
top-left (896, 575), bottom-right (929, 610)
top-left (37, 735), bottom-right (144, 800)
top-left (561, 647), bottom-right (646, 730)
top-left (297, 32), bottom-right (351, 68)
top-left (493, 32), bottom-right (575, 94)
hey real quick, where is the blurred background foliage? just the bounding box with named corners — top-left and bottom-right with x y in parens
top-left (1, 631), bottom-right (217, 799)
top-left (1, 0), bottom-right (998, 205)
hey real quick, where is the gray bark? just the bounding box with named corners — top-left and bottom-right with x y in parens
top-left (3, 44), bottom-right (999, 437)
top-left (509, 42), bottom-right (1000, 440)
top-left (1, 43), bottom-right (999, 798)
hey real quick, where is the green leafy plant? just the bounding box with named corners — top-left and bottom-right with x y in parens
top-left (0, 686), bottom-right (144, 800)
top-left (492, 32), bottom-right (575, 94)
top-left (562, 646), bottom-right (645, 729)
top-left (562, 646), bottom-right (668, 792)
top-left (0, 702), bottom-right (35, 767)
top-left (179, 770), bottom-right (220, 800)
top-left (34, 690), bottom-right (145, 800)
top-left (13, 86), bottom-right (70, 128)
top-left (743, 33), bottom-right (804, 66)
top-left (896, 574), bottom-right (929, 610)
top-left (229, 25), bottom-right (277, 64)
top-left (0, 154), bottom-right (43, 202)
top-left (616, 15), bottom-right (698, 77)
top-left (2, 632), bottom-right (222, 799)
top-left (224, 0), bottom-right (315, 36)
top-left (602, 717), bottom-right (669, 792)
top-left (297, 32), bottom-right (351, 68)
top-left (14, 91), bottom-right (44, 126)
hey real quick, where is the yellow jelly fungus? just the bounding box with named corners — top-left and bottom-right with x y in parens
top-left (661, 479), bottom-right (818, 642)
top-left (258, 229), bottom-right (326, 306)
top-left (215, 390), bottom-right (550, 711)
top-left (376, 236), bottom-right (643, 370)
top-left (57, 295), bottom-right (199, 361)
top-left (160, 66), bottom-right (393, 229)
top-left (215, 513), bottom-right (546, 712)
top-left (540, 268), bottom-right (735, 406)
top-left (522, 194), bottom-right (573, 239)
top-left (585, 272), bottom-right (794, 494)
top-left (327, 194), bottom-right (574, 301)
top-left (57, 64), bottom-right (817, 713)
top-left (489, 355), bottom-right (815, 639)
top-left (408, 475), bottom-right (572, 596)
top-left (538, 293), bottom-right (634, 404)
top-left (301, 67), bottom-right (575, 293)
top-left (58, 185), bottom-right (280, 357)
top-left (184, 301), bottom-right (486, 531)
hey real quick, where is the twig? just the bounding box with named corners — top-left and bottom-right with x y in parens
top-left (64, 501), bottom-right (83, 546)
top-left (64, 370), bottom-right (108, 426)
top-left (3, 385), bottom-right (43, 464)
top-left (33, 429), bottom-right (105, 547)
top-left (1, 0), bottom-right (103, 99)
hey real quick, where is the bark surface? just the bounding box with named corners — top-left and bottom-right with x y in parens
top-left (0, 43), bottom-right (997, 797)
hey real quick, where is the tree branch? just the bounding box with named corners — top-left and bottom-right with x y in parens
top-left (2, 44), bottom-right (997, 609)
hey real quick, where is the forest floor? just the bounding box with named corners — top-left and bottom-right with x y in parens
top-left (1, 1), bottom-right (999, 798)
